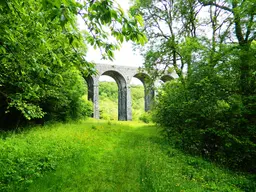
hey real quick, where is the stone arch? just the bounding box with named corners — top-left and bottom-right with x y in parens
top-left (160, 75), bottom-right (173, 82)
top-left (133, 73), bottom-right (154, 111)
top-left (101, 70), bottom-right (128, 121)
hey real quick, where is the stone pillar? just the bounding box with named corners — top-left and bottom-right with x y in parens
top-left (145, 86), bottom-right (155, 111)
top-left (86, 76), bottom-right (99, 119)
top-left (117, 82), bottom-right (132, 121)
top-left (93, 77), bottom-right (100, 119)
top-left (126, 83), bottom-right (132, 121)
top-left (118, 84), bottom-right (127, 121)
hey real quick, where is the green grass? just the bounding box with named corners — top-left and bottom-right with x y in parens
top-left (0, 119), bottom-right (255, 192)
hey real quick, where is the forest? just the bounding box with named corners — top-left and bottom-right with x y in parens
top-left (0, 0), bottom-right (255, 191)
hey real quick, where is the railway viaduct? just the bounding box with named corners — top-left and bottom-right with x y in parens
top-left (84, 63), bottom-right (174, 121)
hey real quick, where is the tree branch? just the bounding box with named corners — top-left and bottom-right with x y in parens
top-left (245, 15), bottom-right (254, 41)
top-left (232, 1), bottom-right (245, 45)
top-left (198, 0), bottom-right (232, 12)
top-left (147, 9), bottom-right (169, 40)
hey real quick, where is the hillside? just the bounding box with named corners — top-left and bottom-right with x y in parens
top-left (97, 81), bottom-right (145, 121)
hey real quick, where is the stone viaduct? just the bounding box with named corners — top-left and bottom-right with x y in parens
top-left (84, 63), bottom-right (174, 121)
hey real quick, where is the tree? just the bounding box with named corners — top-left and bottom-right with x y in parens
top-left (0, 0), bottom-right (146, 128)
top-left (133, 0), bottom-right (256, 172)
top-left (130, 0), bottom-right (203, 83)
top-left (198, 0), bottom-right (256, 139)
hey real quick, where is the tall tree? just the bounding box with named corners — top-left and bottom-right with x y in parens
top-left (130, 0), bottom-right (202, 83)
top-left (134, 0), bottom-right (256, 172)
top-left (198, 0), bottom-right (256, 124)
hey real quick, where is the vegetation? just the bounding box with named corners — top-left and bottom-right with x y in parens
top-left (1, 119), bottom-right (255, 191)
top-left (0, 0), bottom-right (146, 129)
top-left (98, 81), bottom-right (145, 121)
top-left (131, 84), bottom-right (146, 120)
top-left (0, 0), bottom-right (255, 190)
top-left (132, 0), bottom-right (256, 172)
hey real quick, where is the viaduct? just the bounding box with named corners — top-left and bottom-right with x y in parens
top-left (84, 63), bottom-right (174, 121)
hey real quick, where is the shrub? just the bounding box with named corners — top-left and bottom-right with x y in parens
top-left (153, 75), bottom-right (256, 173)
top-left (139, 112), bottom-right (152, 123)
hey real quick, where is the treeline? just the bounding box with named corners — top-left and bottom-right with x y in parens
top-left (0, 0), bottom-right (146, 130)
top-left (133, 0), bottom-right (256, 172)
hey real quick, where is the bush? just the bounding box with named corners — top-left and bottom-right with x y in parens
top-left (153, 74), bottom-right (256, 173)
top-left (139, 112), bottom-right (152, 123)
top-left (38, 68), bottom-right (93, 122)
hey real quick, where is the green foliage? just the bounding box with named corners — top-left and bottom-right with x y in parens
top-left (80, 96), bottom-right (93, 118)
top-left (98, 82), bottom-right (145, 120)
top-left (0, 123), bottom-right (87, 191)
top-left (139, 111), bottom-right (152, 123)
top-left (130, 0), bottom-right (200, 81)
top-left (99, 97), bottom-right (118, 120)
top-left (39, 68), bottom-right (93, 122)
top-left (0, 0), bottom-right (146, 129)
top-left (153, 54), bottom-right (256, 172)
top-left (135, 0), bottom-right (256, 173)
top-left (131, 84), bottom-right (145, 120)
top-left (0, 120), bottom-right (255, 191)
top-left (98, 82), bottom-right (118, 120)
top-left (99, 82), bottom-right (118, 101)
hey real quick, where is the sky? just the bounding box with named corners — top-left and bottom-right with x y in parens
top-left (78, 0), bottom-right (144, 67)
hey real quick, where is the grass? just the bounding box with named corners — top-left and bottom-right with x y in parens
top-left (0, 119), bottom-right (255, 192)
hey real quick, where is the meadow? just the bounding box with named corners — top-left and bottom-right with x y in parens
top-left (0, 119), bottom-right (255, 192)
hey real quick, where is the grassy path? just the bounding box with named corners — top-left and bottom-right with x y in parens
top-left (1, 120), bottom-right (255, 191)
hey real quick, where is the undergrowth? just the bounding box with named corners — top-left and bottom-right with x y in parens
top-left (0, 119), bottom-right (255, 191)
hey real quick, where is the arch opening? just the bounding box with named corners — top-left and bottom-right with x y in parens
top-left (101, 70), bottom-right (128, 121)
top-left (99, 75), bottom-right (118, 120)
top-left (130, 77), bottom-right (144, 120)
top-left (133, 73), bottom-right (155, 112)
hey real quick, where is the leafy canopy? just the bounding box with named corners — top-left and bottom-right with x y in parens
top-left (0, 0), bottom-right (147, 128)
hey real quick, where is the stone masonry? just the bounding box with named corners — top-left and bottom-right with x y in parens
top-left (84, 63), bottom-right (173, 121)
